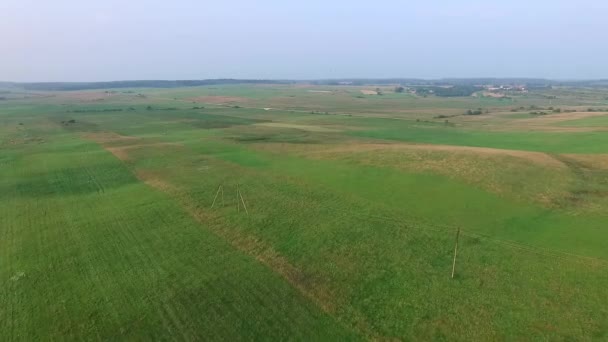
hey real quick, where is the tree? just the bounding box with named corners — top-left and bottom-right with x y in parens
top-left (394, 86), bottom-right (405, 93)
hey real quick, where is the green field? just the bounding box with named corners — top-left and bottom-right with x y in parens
top-left (2, 85), bottom-right (608, 340)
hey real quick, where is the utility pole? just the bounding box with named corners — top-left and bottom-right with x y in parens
top-left (211, 185), bottom-right (223, 209)
top-left (238, 187), bottom-right (249, 215)
top-left (236, 184), bottom-right (240, 213)
top-left (451, 227), bottom-right (461, 279)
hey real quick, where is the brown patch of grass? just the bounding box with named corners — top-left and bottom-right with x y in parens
top-left (84, 131), bottom-right (138, 144)
top-left (134, 170), bottom-right (178, 192)
top-left (252, 141), bottom-right (570, 207)
top-left (104, 143), bottom-right (183, 161)
top-left (561, 154), bottom-right (608, 170)
top-left (105, 147), bottom-right (131, 161)
top-left (85, 131), bottom-right (183, 161)
top-left (497, 126), bottom-right (608, 133)
top-left (306, 142), bottom-right (566, 168)
top-left (517, 111), bottom-right (608, 125)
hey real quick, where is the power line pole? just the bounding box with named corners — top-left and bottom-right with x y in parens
top-left (451, 227), bottom-right (461, 279)
top-left (238, 187), bottom-right (249, 215)
top-left (236, 184), bottom-right (240, 213)
top-left (211, 185), bottom-right (223, 209)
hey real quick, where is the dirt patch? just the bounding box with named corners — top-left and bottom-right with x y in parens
top-left (307, 90), bottom-right (332, 93)
top-left (187, 96), bottom-right (249, 104)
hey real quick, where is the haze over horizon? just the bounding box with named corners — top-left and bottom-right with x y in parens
top-left (3, 0), bottom-right (608, 82)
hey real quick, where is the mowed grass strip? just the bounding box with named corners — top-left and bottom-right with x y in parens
top-left (0, 132), bottom-right (358, 340)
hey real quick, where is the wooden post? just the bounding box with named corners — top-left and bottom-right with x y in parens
top-left (451, 227), bottom-right (461, 279)
top-left (211, 185), bottom-right (222, 208)
top-left (239, 188), bottom-right (249, 215)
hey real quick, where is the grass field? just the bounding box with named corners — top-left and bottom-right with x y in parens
top-left (2, 84), bottom-right (608, 340)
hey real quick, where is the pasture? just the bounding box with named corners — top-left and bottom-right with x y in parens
top-left (1, 84), bottom-right (608, 340)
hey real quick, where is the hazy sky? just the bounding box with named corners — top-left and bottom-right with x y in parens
top-left (2, 0), bottom-right (608, 82)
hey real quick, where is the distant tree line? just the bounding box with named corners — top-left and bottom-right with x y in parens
top-left (145, 106), bottom-right (178, 111)
top-left (19, 79), bottom-right (292, 91)
top-left (466, 108), bottom-right (484, 115)
top-left (415, 85), bottom-right (482, 97)
top-left (67, 108), bottom-right (124, 113)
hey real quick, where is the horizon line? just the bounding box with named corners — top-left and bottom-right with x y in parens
top-left (3, 77), bottom-right (608, 84)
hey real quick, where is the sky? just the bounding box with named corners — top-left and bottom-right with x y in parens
top-left (2, 0), bottom-right (608, 82)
